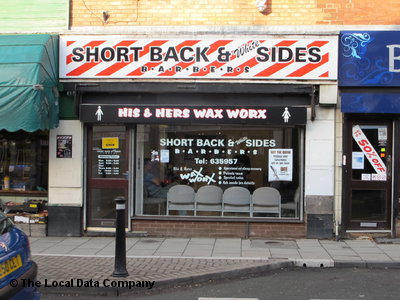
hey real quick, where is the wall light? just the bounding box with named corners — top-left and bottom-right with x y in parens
top-left (256, 0), bottom-right (268, 13)
top-left (102, 11), bottom-right (110, 23)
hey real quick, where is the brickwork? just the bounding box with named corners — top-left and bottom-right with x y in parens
top-left (71, 0), bottom-right (400, 27)
top-left (132, 219), bottom-right (306, 238)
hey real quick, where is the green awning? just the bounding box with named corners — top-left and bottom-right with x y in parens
top-left (0, 34), bottom-right (59, 132)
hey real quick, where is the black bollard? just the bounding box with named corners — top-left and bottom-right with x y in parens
top-left (112, 196), bottom-right (129, 277)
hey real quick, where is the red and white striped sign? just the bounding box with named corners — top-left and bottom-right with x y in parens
top-left (59, 36), bottom-right (338, 79)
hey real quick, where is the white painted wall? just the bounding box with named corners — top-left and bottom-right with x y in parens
top-left (305, 88), bottom-right (336, 197)
top-left (48, 120), bottom-right (83, 206)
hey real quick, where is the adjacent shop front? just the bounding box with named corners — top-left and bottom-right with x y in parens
top-left (339, 31), bottom-right (400, 237)
top-left (0, 34), bottom-right (59, 235)
top-left (57, 34), bottom-right (338, 238)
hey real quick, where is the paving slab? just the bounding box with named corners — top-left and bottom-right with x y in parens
top-left (212, 252), bottom-right (242, 257)
top-left (130, 244), bottom-right (162, 250)
top-left (187, 238), bottom-right (216, 244)
top-left (78, 242), bottom-right (113, 249)
top-left (33, 237), bottom-right (68, 243)
top-left (182, 251), bottom-right (214, 257)
top-left (299, 252), bottom-right (333, 259)
top-left (296, 239), bottom-right (321, 246)
top-left (324, 249), bottom-right (358, 256)
top-left (26, 236), bottom-right (400, 298)
top-left (68, 248), bottom-right (103, 256)
top-left (251, 239), bottom-right (298, 249)
top-left (350, 247), bottom-right (386, 254)
top-left (40, 246), bottom-right (77, 255)
top-left (345, 240), bottom-right (376, 247)
top-left (30, 244), bottom-right (62, 253)
top-left (357, 253), bottom-right (393, 261)
top-left (95, 250), bottom-right (115, 256)
top-left (242, 250), bottom-right (271, 258)
top-left (126, 249), bottom-right (157, 256)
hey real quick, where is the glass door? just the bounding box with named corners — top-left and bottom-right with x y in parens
top-left (344, 120), bottom-right (392, 230)
top-left (87, 125), bottom-right (129, 227)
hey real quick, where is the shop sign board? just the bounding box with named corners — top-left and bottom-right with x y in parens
top-left (60, 36), bottom-right (338, 80)
top-left (82, 105), bottom-right (307, 125)
top-left (339, 31), bottom-right (400, 86)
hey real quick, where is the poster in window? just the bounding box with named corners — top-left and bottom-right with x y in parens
top-left (160, 149), bottom-right (170, 163)
top-left (352, 152), bottom-right (364, 169)
top-left (102, 137), bottom-right (119, 149)
top-left (56, 135), bottom-right (72, 158)
top-left (268, 149), bottom-right (293, 182)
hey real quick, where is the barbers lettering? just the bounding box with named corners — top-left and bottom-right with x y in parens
top-left (163, 133), bottom-right (277, 186)
top-left (160, 138), bottom-right (275, 148)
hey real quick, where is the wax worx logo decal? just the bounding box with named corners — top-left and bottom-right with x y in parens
top-left (179, 167), bottom-right (216, 185)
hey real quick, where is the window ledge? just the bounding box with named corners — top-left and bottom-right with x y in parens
top-left (0, 190), bottom-right (48, 197)
top-left (132, 215), bottom-right (303, 223)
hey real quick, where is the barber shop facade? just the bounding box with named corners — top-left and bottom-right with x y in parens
top-left (52, 33), bottom-right (338, 238)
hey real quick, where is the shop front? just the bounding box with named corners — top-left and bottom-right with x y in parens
top-left (0, 34), bottom-right (59, 235)
top-left (338, 31), bottom-right (400, 238)
top-left (57, 34), bottom-right (338, 238)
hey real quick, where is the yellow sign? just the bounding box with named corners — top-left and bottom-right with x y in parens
top-left (102, 137), bottom-right (119, 149)
top-left (0, 254), bottom-right (22, 278)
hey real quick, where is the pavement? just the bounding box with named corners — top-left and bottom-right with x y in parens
top-left (28, 236), bottom-right (400, 297)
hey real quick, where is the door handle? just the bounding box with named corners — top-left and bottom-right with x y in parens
top-left (387, 154), bottom-right (392, 180)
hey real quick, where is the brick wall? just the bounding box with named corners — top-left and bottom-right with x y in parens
top-left (71, 0), bottom-right (400, 27)
top-left (132, 219), bottom-right (306, 238)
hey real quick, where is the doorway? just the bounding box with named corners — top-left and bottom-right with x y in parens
top-left (86, 125), bottom-right (129, 227)
top-left (343, 119), bottom-right (392, 230)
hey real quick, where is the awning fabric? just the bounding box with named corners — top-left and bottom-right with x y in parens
top-left (0, 34), bottom-right (59, 132)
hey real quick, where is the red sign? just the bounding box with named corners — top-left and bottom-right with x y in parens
top-left (352, 125), bottom-right (386, 178)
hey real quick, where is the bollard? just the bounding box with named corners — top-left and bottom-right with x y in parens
top-left (112, 196), bottom-right (129, 277)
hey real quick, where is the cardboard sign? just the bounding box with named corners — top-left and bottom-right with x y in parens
top-left (102, 137), bottom-right (119, 149)
top-left (352, 125), bottom-right (386, 179)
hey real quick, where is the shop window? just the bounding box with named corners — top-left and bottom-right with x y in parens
top-left (0, 130), bottom-right (49, 192)
top-left (136, 124), bottom-right (302, 219)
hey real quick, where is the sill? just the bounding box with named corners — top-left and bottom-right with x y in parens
top-left (0, 190), bottom-right (48, 197)
top-left (132, 215), bottom-right (303, 223)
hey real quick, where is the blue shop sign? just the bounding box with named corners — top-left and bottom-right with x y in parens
top-left (341, 92), bottom-right (400, 113)
top-left (339, 31), bottom-right (400, 87)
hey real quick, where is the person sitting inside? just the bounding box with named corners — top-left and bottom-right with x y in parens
top-left (143, 158), bottom-right (174, 199)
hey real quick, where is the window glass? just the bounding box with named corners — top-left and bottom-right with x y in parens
top-left (137, 124), bottom-right (302, 218)
top-left (0, 130), bottom-right (48, 192)
top-left (91, 126), bottom-right (127, 179)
